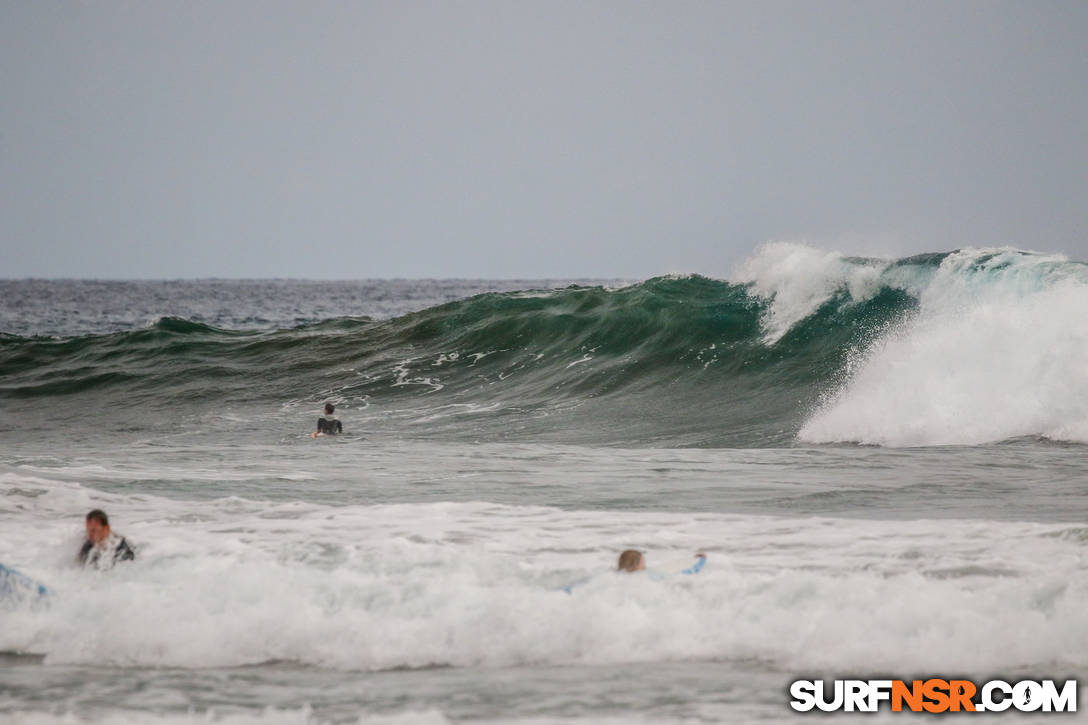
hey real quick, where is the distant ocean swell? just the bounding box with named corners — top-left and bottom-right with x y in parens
top-left (2, 244), bottom-right (1086, 447)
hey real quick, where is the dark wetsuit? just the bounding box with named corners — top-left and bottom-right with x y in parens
top-left (316, 417), bottom-right (342, 434)
top-left (79, 534), bottom-right (135, 569)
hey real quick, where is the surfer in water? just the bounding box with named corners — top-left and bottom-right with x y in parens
top-left (311, 402), bottom-right (343, 438)
top-left (617, 549), bottom-right (706, 574)
top-left (78, 509), bottom-right (135, 570)
top-left (561, 549), bottom-right (708, 593)
top-left (617, 549), bottom-right (646, 572)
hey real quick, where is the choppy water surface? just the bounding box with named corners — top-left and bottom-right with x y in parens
top-left (2, 244), bottom-right (1087, 724)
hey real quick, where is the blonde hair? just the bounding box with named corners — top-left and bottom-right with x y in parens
top-left (617, 549), bottom-right (643, 572)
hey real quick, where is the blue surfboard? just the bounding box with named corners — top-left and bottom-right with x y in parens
top-left (0, 563), bottom-right (49, 606)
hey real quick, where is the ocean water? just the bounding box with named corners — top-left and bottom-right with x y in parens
top-left (1, 243), bottom-right (1087, 724)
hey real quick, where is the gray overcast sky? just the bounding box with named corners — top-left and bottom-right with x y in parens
top-left (2, 1), bottom-right (1086, 279)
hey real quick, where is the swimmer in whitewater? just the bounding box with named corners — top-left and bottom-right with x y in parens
top-left (560, 549), bottom-right (708, 593)
top-left (617, 549), bottom-right (706, 574)
top-left (78, 509), bottom-right (135, 570)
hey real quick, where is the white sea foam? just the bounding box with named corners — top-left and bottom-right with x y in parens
top-left (730, 242), bottom-right (890, 343)
top-left (392, 360), bottom-right (445, 392)
top-left (2, 472), bottom-right (1086, 675)
top-left (799, 247), bottom-right (1088, 446)
top-left (7, 707), bottom-right (1038, 725)
top-left (1, 709), bottom-right (451, 725)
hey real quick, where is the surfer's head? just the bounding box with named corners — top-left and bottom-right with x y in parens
top-left (324, 402), bottom-right (335, 415)
top-left (85, 509), bottom-right (111, 544)
top-left (617, 549), bottom-right (644, 572)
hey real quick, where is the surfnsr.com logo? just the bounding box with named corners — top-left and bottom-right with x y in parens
top-left (789, 679), bottom-right (1077, 713)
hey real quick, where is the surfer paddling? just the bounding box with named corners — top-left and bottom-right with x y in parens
top-left (617, 549), bottom-right (706, 574)
top-left (78, 509), bottom-right (135, 570)
top-left (561, 550), bottom-right (708, 594)
top-left (311, 402), bottom-right (343, 438)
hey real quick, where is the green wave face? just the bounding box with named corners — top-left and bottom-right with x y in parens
top-left (0, 278), bottom-right (917, 448)
top-left (3, 247), bottom-right (1083, 447)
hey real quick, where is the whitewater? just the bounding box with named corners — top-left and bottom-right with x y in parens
top-left (1, 243), bottom-right (1086, 724)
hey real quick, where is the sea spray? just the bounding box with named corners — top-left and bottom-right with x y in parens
top-left (799, 248), bottom-right (1088, 445)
